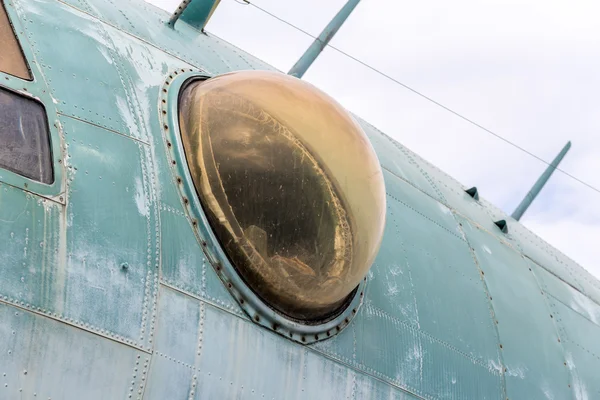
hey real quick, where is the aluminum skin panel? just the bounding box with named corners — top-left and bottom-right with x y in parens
top-left (0, 301), bottom-right (148, 399)
top-left (458, 215), bottom-right (571, 400)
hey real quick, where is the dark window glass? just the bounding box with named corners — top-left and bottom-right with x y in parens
top-left (0, 87), bottom-right (53, 184)
top-left (0, 4), bottom-right (31, 80)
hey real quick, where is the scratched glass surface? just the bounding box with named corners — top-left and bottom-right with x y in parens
top-left (0, 87), bottom-right (53, 184)
top-left (179, 71), bottom-right (386, 320)
top-left (0, 4), bottom-right (31, 80)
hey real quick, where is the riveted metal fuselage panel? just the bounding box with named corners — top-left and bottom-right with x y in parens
top-left (0, 0), bottom-right (599, 399)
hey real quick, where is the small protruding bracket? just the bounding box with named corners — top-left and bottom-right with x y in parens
top-left (465, 187), bottom-right (479, 201)
top-left (168, 0), bottom-right (221, 31)
top-left (494, 219), bottom-right (508, 234)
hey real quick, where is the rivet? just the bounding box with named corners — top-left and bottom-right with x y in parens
top-left (227, 283), bottom-right (232, 288)
top-left (272, 323), bottom-right (278, 331)
top-left (162, 110), bottom-right (167, 115)
top-left (336, 326), bottom-right (340, 332)
top-left (550, 315), bottom-right (553, 318)
top-left (163, 124), bottom-right (169, 130)
top-left (352, 309), bottom-right (356, 314)
top-left (121, 263), bottom-right (129, 270)
top-left (301, 336), bottom-right (306, 342)
top-left (239, 298), bottom-right (244, 304)
top-left (162, 89), bottom-right (167, 93)
top-left (254, 315), bottom-right (260, 322)
top-left (314, 335), bottom-right (318, 340)
top-left (177, 177), bottom-right (182, 184)
top-left (326, 331), bottom-right (330, 337)
top-left (172, 160), bottom-right (176, 165)
top-left (500, 344), bottom-right (503, 349)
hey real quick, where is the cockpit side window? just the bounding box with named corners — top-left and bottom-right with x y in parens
top-left (0, 3), bottom-right (32, 80)
top-left (0, 87), bottom-right (53, 184)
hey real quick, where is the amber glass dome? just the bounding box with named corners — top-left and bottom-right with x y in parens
top-left (179, 71), bottom-right (385, 321)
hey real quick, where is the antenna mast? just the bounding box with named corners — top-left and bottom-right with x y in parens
top-left (288, 0), bottom-right (361, 78)
top-left (511, 141), bottom-right (572, 221)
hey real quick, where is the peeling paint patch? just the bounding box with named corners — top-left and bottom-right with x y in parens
top-left (573, 375), bottom-right (589, 400)
top-left (98, 46), bottom-right (114, 65)
top-left (455, 224), bottom-right (466, 240)
top-left (505, 364), bottom-right (526, 379)
top-left (487, 359), bottom-right (503, 375)
top-left (116, 96), bottom-right (138, 136)
top-left (134, 177), bottom-right (148, 216)
top-left (388, 264), bottom-right (403, 277)
top-left (565, 351), bottom-right (576, 370)
top-left (569, 287), bottom-right (600, 325)
top-left (437, 202), bottom-right (451, 215)
top-left (386, 280), bottom-right (399, 297)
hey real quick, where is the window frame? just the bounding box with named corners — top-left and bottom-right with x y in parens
top-left (0, 1), bottom-right (64, 202)
top-left (160, 70), bottom-right (366, 344)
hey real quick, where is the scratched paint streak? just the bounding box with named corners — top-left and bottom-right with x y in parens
top-left (569, 287), bottom-right (600, 325)
top-left (403, 256), bottom-right (423, 386)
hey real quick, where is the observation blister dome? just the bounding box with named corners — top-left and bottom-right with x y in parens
top-left (179, 71), bottom-right (385, 321)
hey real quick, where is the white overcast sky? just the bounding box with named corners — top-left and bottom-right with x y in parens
top-left (147, 0), bottom-right (600, 278)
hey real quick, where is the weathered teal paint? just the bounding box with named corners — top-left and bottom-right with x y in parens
top-left (511, 141), bottom-right (572, 221)
top-left (0, 0), bottom-right (599, 399)
top-left (288, 0), bottom-right (361, 78)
